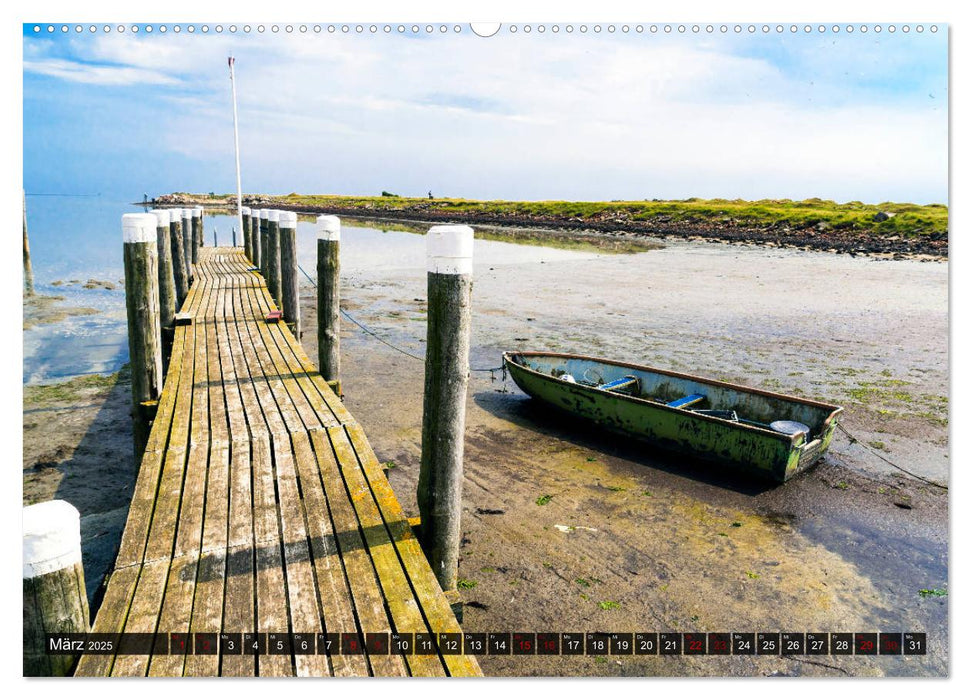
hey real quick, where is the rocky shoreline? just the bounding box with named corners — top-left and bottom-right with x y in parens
top-left (150, 193), bottom-right (948, 260)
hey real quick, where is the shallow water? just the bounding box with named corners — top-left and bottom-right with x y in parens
top-left (22, 197), bottom-right (597, 384)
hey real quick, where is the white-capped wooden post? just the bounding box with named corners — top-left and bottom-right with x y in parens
top-left (267, 210), bottom-right (282, 305)
top-left (169, 210), bottom-right (190, 307)
top-left (241, 207), bottom-right (251, 260)
top-left (417, 225), bottom-right (474, 591)
top-left (191, 206), bottom-right (203, 262)
top-left (260, 209), bottom-right (269, 277)
top-left (123, 213), bottom-right (164, 457)
top-left (151, 209), bottom-right (177, 367)
top-left (279, 211), bottom-right (300, 335)
top-left (214, 227), bottom-right (219, 247)
top-left (23, 500), bottom-right (89, 676)
top-left (317, 215), bottom-right (341, 392)
top-left (181, 208), bottom-right (193, 283)
top-left (251, 209), bottom-right (263, 269)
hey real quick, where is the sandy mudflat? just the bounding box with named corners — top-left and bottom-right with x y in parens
top-left (303, 236), bottom-right (948, 676)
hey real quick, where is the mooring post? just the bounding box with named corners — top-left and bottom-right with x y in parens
top-left (267, 210), bottom-right (282, 305)
top-left (181, 208), bottom-right (193, 283)
top-left (316, 215), bottom-right (341, 392)
top-left (23, 189), bottom-right (34, 296)
top-left (23, 500), bottom-right (90, 676)
top-left (279, 211), bottom-right (300, 335)
top-left (123, 213), bottom-right (164, 457)
top-left (192, 206), bottom-right (203, 262)
top-left (214, 227), bottom-right (219, 247)
top-left (417, 224), bottom-right (474, 592)
top-left (152, 209), bottom-right (177, 367)
top-left (252, 209), bottom-right (263, 269)
top-left (241, 207), bottom-right (251, 260)
top-left (169, 210), bottom-right (189, 307)
top-left (260, 209), bottom-right (269, 277)
top-left (232, 227), bottom-right (236, 248)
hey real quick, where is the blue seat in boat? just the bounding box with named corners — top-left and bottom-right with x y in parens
top-left (600, 376), bottom-right (639, 393)
top-left (667, 393), bottom-right (706, 409)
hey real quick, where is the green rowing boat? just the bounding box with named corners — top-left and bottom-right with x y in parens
top-left (503, 352), bottom-right (843, 483)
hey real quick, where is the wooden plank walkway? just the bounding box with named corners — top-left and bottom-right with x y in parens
top-left (75, 247), bottom-right (481, 677)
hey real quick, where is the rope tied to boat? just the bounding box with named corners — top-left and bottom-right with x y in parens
top-left (297, 263), bottom-right (506, 378)
top-left (835, 423), bottom-right (947, 490)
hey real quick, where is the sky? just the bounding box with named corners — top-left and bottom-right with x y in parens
top-left (22, 23), bottom-right (948, 204)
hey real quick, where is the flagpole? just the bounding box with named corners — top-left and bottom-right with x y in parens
top-left (229, 55), bottom-right (244, 247)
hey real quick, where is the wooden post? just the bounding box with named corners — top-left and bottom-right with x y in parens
top-left (232, 226), bottom-right (236, 248)
top-left (317, 215), bottom-right (341, 390)
top-left (123, 213), bottom-right (164, 457)
top-left (23, 500), bottom-right (89, 676)
top-left (191, 206), bottom-right (203, 262)
top-left (214, 228), bottom-right (219, 247)
top-left (267, 210), bottom-right (282, 305)
top-left (169, 210), bottom-right (190, 307)
top-left (279, 211), bottom-right (300, 336)
top-left (259, 210), bottom-right (269, 277)
top-left (181, 208), bottom-right (193, 283)
top-left (251, 209), bottom-right (262, 269)
top-left (241, 207), bottom-right (251, 260)
top-left (23, 189), bottom-right (34, 296)
top-left (417, 225), bottom-right (474, 591)
top-left (151, 209), bottom-right (177, 367)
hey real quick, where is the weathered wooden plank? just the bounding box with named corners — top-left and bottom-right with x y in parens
top-left (171, 268), bottom-right (214, 558)
top-left (147, 554), bottom-right (197, 676)
top-left (309, 428), bottom-right (412, 677)
top-left (262, 295), bottom-right (351, 426)
top-left (224, 286), bottom-right (255, 550)
top-left (220, 543), bottom-right (256, 676)
top-left (182, 548), bottom-right (225, 677)
top-left (219, 264), bottom-right (258, 677)
top-left (272, 440), bottom-right (330, 677)
top-left (249, 435), bottom-right (292, 677)
top-left (290, 431), bottom-right (365, 677)
top-left (235, 290), bottom-right (289, 439)
top-left (143, 322), bottom-right (186, 454)
top-left (75, 564), bottom-right (141, 677)
top-left (139, 276), bottom-right (206, 564)
top-left (346, 422), bottom-right (482, 677)
top-left (110, 559), bottom-right (169, 677)
top-left (179, 253), bottom-right (231, 677)
top-left (245, 296), bottom-right (321, 434)
top-left (231, 269), bottom-right (295, 676)
top-left (182, 441), bottom-right (228, 678)
top-left (118, 325), bottom-right (192, 568)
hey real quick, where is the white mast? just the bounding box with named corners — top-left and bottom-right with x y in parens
top-left (229, 55), bottom-right (244, 245)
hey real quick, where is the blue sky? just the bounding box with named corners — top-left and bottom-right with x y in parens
top-left (23, 23), bottom-right (948, 203)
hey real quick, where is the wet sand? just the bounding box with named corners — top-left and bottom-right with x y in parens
top-left (21, 231), bottom-right (948, 676)
top-left (22, 369), bottom-right (135, 607)
top-left (301, 235), bottom-right (948, 676)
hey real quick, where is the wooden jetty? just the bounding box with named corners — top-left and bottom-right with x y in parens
top-left (75, 247), bottom-right (481, 677)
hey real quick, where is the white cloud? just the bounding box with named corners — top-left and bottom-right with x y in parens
top-left (23, 58), bottom-right (179, 85)
top-left (22, 30), bottom-right (947, 203)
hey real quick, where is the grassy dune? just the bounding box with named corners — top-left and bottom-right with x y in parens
top-left (179, 192), bottom-right (947, 238)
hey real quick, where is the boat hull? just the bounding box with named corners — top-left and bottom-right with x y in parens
top-left (503, 352), bottom-right (842, 483)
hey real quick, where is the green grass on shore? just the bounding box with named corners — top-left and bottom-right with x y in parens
top-left (174, 193), bottom-right (948, 237)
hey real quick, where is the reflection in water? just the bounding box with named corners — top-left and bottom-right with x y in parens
top-left (23, 199), bottom-right (604, 384)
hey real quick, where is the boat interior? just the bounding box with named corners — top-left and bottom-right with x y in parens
top-left (507, 353), bottom-right (842, 442)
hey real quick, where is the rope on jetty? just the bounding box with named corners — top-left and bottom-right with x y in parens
top-left (835, 423), bottom-right (948, 490)
top-left (297, 263), bottom-right (506, 378)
